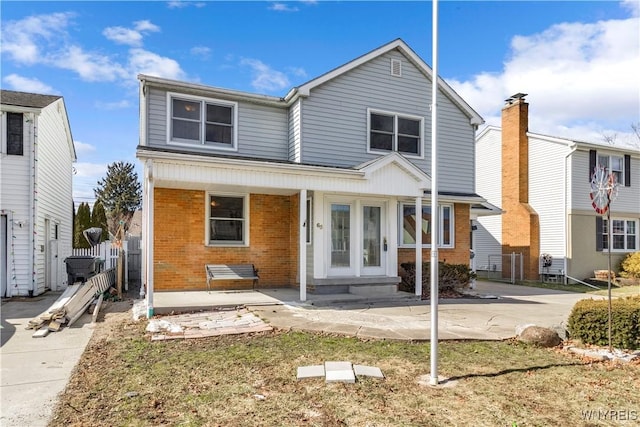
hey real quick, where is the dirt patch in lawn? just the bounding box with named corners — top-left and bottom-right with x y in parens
top-left (50, 304), bottom-right (639, 427)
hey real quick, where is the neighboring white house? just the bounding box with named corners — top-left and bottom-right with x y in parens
top-left (137, 38), bottom-right (498, 315)
top-left (475, 93), bottom-right (640, 282)
top-left (1, 90), bottom-right (77, 297)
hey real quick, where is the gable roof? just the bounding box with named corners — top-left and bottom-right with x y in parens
top-left (1, 90), bottom-right (61, 109)
top-left (478, 125), bottom-right (640, 155)
top-left (284, 38), bottom-right (484, 126)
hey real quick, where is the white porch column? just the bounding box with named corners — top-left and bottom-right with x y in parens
top-left (415, 196), bottom-right (422, 296)
top-left (145, 160), bottom-right (155, 317)
top-left (299, 189), bottom-right (307, 301)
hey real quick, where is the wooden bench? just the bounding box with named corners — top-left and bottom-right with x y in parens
top-left (205, 264), bottom-right (259, 292)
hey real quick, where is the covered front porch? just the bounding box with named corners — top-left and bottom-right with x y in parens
top-left (138, 148), bottom-right (431, 317)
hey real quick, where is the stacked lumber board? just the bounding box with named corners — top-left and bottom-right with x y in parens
top-left (29, 268), bottom-right (116, 338)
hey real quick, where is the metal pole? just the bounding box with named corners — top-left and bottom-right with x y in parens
top-left (607, 206), bottom-right (612, 352)
top-left (429, 0), bottom-right (440, 387)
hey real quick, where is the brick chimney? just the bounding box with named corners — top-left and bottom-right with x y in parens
top-left (501, 93), bottom-right (540, 281)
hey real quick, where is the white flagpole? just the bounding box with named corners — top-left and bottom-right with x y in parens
top-left (430, 0), bottom-right (440, 386)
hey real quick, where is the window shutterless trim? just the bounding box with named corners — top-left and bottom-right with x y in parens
top-left (398, 202), bottom-right (454, 248)
top-left (205, 192), bottom-right (250, 247)
top-left (167, 92), bottom-right (238, 152)
top-left (366, 108), bottom-right (424, 159)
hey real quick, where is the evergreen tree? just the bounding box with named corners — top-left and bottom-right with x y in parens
top-left (90, 201), bottom-right (109, 242)
top-left (73, 202), bottom-right (92, 248)
top-left (94, 161), bottom-right (142, 238)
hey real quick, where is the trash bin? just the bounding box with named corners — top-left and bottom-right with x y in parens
top-left (64, 256), bottom-right (101, 284)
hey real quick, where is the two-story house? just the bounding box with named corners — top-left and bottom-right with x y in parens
top-left (474, 93), bottom-right (640, 283)
top-left (1, 90), bottom-right (77, 297)
top-left (137, 39), bottom-right (495, 314)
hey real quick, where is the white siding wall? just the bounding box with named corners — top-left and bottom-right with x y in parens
top-left (146, 88), bottom-right (289, 161)
top-left (35, 100), bottom-right (75, 292)
top-left (0, 112), bottom-right (33, 296)
top-left (529, 135), bottom-right (571, 273)
top-left (300, 51), bottom-right (477, 194)
top-left (289, 100), bottom-right (301, 162)
top-left (474, 128), bottom-right (502, 270)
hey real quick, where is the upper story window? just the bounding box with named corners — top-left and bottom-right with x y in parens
top-left (368, 109), bottom-right (423, 157)
top-left (6, 112), bottom-right (24, 156)
top-left (168, 93), bottom-right (237, 151)
top-left (597, 154), bottom-right (624, 185)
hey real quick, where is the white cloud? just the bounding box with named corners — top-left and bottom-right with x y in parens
top-left (167, 1), bottom-right (206, 9)
top-left (190, 46), bottom-right (211, 60)
top-left (450, 9), bottom-right (640, 144)
top-left (103, 26), bottom-right (145, 47)
top-left (240, 58), bottom-right (290, 92)
top-left (287, 66), bottom-right (307, 78)
top-left (50, 45), bottom-right (128, 82)
top-left (0, 12), bottom-right (73, 65)
top-left (73, 141), bottom-right (96, 155)
top-left (103, 20), bottom-right (160, 47)
top-left (2, 74), bottom-right (56, 94)
top-left (269, 3), bottom-right (299, 12)
top-left (128, 48), bottom-right (186, 80)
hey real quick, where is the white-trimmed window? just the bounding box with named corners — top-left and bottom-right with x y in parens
top-left (207, 193), bottom-right (248, 245)
top-left (600, 218), bottom-right (638, 251)
top-left (4, 112), bottom-right (24, 155)
top-left (597, 154), bottom-right (624, 185)
top-left (368, 109), bottom-right (423, 157)
top-left (168, 93), bottom-right (237, 150)
top-left (399, 203), bottom-right (453, 247)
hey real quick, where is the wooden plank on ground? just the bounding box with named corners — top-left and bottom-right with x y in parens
top-left (48, 320), bottom-right (62, 332)
top-left (67, 297), bottom-right (95, 327)
top-left (32, 328), bottom-right (50, 338)
top-left (91, 293), bottom-right (104, 323)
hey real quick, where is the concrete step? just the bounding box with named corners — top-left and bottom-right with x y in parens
top-left (349, 284), bottom-right (398, 296)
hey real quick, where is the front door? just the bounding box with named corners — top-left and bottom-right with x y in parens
top-left (362, 204), bottom-right (385, 275)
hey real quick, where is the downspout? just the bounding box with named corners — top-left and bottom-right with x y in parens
top-left (563, 143), bottom-right (577, 284)
top-left (29, 113), bottom-right (39, 297)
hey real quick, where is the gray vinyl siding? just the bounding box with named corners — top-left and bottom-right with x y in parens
top-left (473, 128), bottom-right (502, 270)
top-left (289, 100), bottom-right (301, 162)
top-left (299, 51), bottom-right (476, 194)
top-left (146, 88), bottom-right (289, 161)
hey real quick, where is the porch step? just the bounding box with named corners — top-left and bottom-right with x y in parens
top-left (309, 276), bottom-right (400, 295)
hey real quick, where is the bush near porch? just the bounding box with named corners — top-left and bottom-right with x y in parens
top-left (567, 296), bottom-right (640, 350)
top-left (399, 261), bottom-right (476, 298)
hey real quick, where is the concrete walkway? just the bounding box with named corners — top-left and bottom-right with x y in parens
top-left (154, 281), bottom-right (603, 341)
top-left (1, 292), bottom-right (95, 427)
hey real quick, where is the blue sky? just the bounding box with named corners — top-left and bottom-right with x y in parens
top-left (1, 1), bottom-right (639, 205)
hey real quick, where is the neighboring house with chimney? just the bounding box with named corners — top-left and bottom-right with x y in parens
top-left (137, 39), bottom-right (497, 312)
top-left (1, 90), bottom-right (77, 297)
top-left (474, 93), bottom-right (640, 283)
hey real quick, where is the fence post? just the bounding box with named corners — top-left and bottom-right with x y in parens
top-left (511, 252), bottom-right (516, 284)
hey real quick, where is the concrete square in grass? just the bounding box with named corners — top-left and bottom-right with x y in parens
top-left (297, 365), bottom-right (325, 380)
top-left (353, 364), bottom-right (384, 379)
top-left (324, 361), bottom-right (355, 383)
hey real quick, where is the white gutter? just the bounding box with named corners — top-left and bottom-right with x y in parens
top-left (563, 143), bottom-right (578, 283)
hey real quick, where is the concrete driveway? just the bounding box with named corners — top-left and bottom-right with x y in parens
top-left (1, 292), bottom-right (95, 427)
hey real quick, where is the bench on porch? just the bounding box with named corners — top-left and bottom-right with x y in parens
top-left (205, 264), bottom-right (259, 292)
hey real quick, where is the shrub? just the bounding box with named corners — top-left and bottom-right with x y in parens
top-left (567, 296), bottom-right (640, 350)
top-left (619, 251), bottom-right (640, 279)
top-left (399, 261), bottom-right (476, 298)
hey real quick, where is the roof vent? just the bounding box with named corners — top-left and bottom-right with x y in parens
top-left (391, 59), bottom-right (402, 77)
